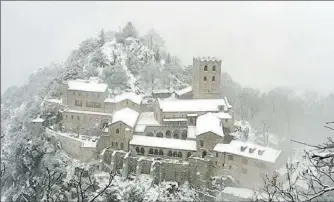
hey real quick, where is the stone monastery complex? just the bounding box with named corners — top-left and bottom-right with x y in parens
top-left (32, 57), bottom-right (286, 189)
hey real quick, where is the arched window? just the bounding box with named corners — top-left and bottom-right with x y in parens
top-left (116, 129), bottom-right (119, 134)
top-left (120, 142), bottom-right (124, 150)
top-left (187, 152), bottom-right (192, 159)
top-left (173, 130), bottom-right (180, 139)
top-left (204, 65), bottom-right (208, 71)
top-left (213, 65), bottom-right (216, 72)
top-left (136, 147), bottom-right (140, 153)
top-left (204, 76), bottom-right (207, 82)
top-left (165, 130), bottom-right (171, 138)
top-left (168, 150), bottom-right (173, 157)
top-left (156, 132), bottom-right (163, 138)
top-left (149, 148), bottom-right (154, 154)
top-left (178, 152), bottom-right (183, 158)
top-left (202, 150), bottom-right (207, 158)
top-left (159, 149), bottom-right (164, 156)
top-left (181, 130), bottom-right (187, 140)
top-left (140, 147), bottom-right (145, 154)
top-left (189, 118), bottom-right (194, 125)
top-left (154, 149), bottom-right (159, 155)
top-left (212, 76), bottom-right (215, 82)
top-left (173, 151), bottom-right (178, 157)
top-left (146, 132), bottom-right (154, 136)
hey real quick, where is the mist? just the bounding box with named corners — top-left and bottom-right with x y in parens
top-left (2, 1), bottom-right (334, 94)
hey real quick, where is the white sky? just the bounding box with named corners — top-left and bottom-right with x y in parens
top-left (2, 1), bottom-right (334, 94)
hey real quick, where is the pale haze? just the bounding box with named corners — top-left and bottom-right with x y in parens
top-left (2, 1), bottom-right (334, 94)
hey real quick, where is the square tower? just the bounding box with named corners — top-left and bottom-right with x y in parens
top-left (192, 57), bottom-right (222, 99)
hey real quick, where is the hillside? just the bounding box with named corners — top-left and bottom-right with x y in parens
top-left (1, 22), bottom-right (334, 201)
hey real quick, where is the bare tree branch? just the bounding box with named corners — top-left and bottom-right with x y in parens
top-left (89, 172), bottom-right (115, 202)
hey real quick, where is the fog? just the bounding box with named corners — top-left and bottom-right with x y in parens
top-left (2, 1), bottom-right (334, 94)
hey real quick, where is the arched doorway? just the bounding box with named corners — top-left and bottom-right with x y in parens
top-left (165, 130), bottom-right (171, 138)
top-left (181, 130), bottom-right (187, 140)
top-left (156, 132), bottom-right (163, 138)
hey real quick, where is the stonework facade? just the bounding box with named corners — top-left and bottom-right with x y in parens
top-left (35, 56), bottom-right (286, 190)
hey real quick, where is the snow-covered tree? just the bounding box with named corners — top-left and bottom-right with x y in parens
top-left (98, 29), bottom-right (105, 47)
top-left (122, 22), bottom-right (138, 38)
top-left (101, 64), bottom-right (128, 90)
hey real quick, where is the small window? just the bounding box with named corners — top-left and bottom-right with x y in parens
top-left (204, 65), bottom-right (208, 71)
top-left (216, 153), bottom-right (219, 157)
top-left (242, 158), bottom-right (248, 164)
top-left (242, 168), bottom-right (248, 174)
top-left (112, 142), bottom-right (114, 147)
top-left (136, 147), bottom-right (140, 153)
top-left (115, 142), bottom-right (118, 148)
top-left (116, 129), bottom-right (119, 134)
top-left (77, 116), bottom-right (80, 120)
top-left (222, 163), bottom-right (225, 167)
top-left (204, 76), bottom-right (207, 82)
top-left (78, 92), bottom-right (81, 96)
top-left (149, 148), bottom-right (153, 154)
top-left (200, 140), bottom-right (204, 147)
top-left (213, 65), bottom-right (216, 72)
top-left (120, 142), bottom-right (124, 150)
top-left (228, 155), bottom-right (233, 161)
top-left (212, 76), bottom-right (215, 82)
top-left (71, 115), bottom-right (74, 119)
top-left (126, 101), bottom-right (129, 104)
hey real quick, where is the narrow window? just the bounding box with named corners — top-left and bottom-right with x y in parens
top-left (228, 155), bottom-right (233, 161)
top-left (149, 148), bottom-right (153, 154)
top-left (71, 115), bottom-right (74, 119)
top-left (120, 142), bottom-right (124, 150)
top-left (204, 65), bottom-right (208, 71)
top-left (213, 65), bottom-right (216, 72)
top-left (200, 140), bottom-right (204, 147)
top-left (204, 76), bottom-right (207, 82)
top-left (77, 116), bottom-right (80, 120)
top-left (212, 76), bottom-right (215, 82)
top-left (116, 129), bottom-right (119, 134)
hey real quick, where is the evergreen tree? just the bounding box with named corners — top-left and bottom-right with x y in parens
top-left (122, 22), bottom-right (138, 38)
top-left (98, 29), bottom-right (105, 47)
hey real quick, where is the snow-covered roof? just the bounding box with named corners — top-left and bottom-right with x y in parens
top-left (114, 92), bottom-right (143, 105)
top-left (196, 113), bottom-right (224, 137)
top-left (111, 108), bottom-right (139, 128)
top-left (45, 98), bottom-right (62, 104)
top-left (158, 98), bottom-right (227, 112)
top-left (67, 80), bottom-right (108, 93)
top-left (214, 112), bottom-right (232, 119)
top-left (104, 98), bottom-right (115, 103)
top-left (129, 135), bottom-right (197, 151)
top-left (175, 86), bottom-right (192, 96)
top-left (163, 118), bottom-right (188, 122)
top-left (222, 187), bottom-right (265, 200)
top-left (152, 89), bottom-right (172, 94)
top-left (136, 112), bottom-right (160, 126)
top-left (187, 114), bottom-right (198, 117)
top-left (213, 140), bottom-right (282, 163)
top-left (134, 125), bottom-right (146, 133)
top-left (31, 117), bottom-right (45, 123)
top-left (195, 56), bottom-right (221, 62)
top-left (187, 126), bottom-right (196, 139)
top-left (64, 109), bottom-right (112, 116)
top-left (224, 96), bottom-right (233, 109)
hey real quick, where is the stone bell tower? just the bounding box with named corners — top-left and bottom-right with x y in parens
top-left (192, 57), bottom-right (222, 99)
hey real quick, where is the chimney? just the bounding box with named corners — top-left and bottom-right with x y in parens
top-left (249, 148), bottom-right (256, 154)
top-left (241, 146), bottom-right (247, 152)
top-left (258, 150), bottom-right (265, 156)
